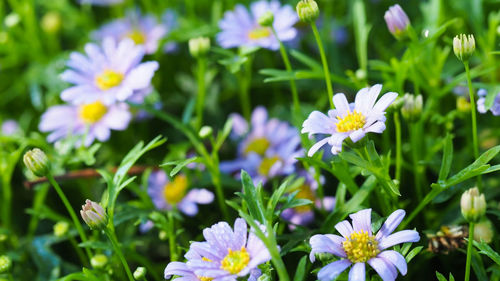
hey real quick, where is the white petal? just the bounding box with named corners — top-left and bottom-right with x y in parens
top-left (333, 93), bottom-right (350, 116)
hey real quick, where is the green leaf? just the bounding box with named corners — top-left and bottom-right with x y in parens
top-left (266, 177), bottom-right (291, 220)
top-left (474, 240), bottom-right (500, 265)
top-left (78, 241), bottom-right (111, 250)
top-left (215, 117), bottom-right (234, 151)
top-left (436, 271), bottom-right (447, 281)
top-left (405, 246), bottom-right (423, 263)
top-left (289, 49), bottom-right (322, 71)
top-left (292, 255), bottom-right (308, 281)
top-left (238, 170), bottom-right (266, 223)
top-left (438, 134), bottom-right (454, 182)
top-left (161, 157), bottom-right (199, 177)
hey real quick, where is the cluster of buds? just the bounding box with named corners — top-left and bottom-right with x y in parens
top-left (80, 200), bottom-right (107, 230)
top-left (296, 0), bottom-right (319, 23)
top-left (23, 148), bottom-right (50, 177)
top-left (461, 187), bottom-right (486, 223)
top-left (453, 34), bottom-right (475, 62)
top-left (384, 4), bottom-right (410, 40)
top-left (188, 37), bottom-right (210, 58)
top-left (401, 93), bottom-right (423, 121)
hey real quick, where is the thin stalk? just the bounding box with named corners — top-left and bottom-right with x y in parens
top-left (464, 62), bottom-right (483, 191)
top-left (238, 57), bottom-right (253, 120)
top-left (195, 57), bottom-right (207, 130)
top-left (464, 222), bottom-right (475, 281)
top-left (167, 211), bottom-right (178, 261)
top-left (46, 173), bottom-right (92, 261)
top-left (311, 23), bottom-right (334, 109)
top-left (265, 222), bottom-right (290, 281)
top-left (209, 163), bottom-right (230, 221)
top-left (410, 123), bottom-right (423, 202)
top-left (394, 112), bottom-right (402, 183)
top-left (1, 177), bottom-right (12, 230)
top-left (270, 27), bottom-right (300, 115)
top-left (104, 228), bottom-right (135, 281)
top-left (69, 235), bottom-right (88, 266)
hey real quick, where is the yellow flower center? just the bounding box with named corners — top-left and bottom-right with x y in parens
top-left (199, 277), bottom-right (214, 281)
top-left (248, 27), bottom-right (271, 40)
top-left (95, 70), bottom-right (124, 90)
top-left (293, 184), bottom-right (315, 213)
top-left (258, 156), bottom-right (280, 176)
top-left (220, 247), bottom-right (250, 275)
top-left (127, 29), bottom-right (146, 45)
top-left (163, 175), bottom-right (188, 205)
top-left (342, 230), bottom-right (380, 263)
top-left (244, 137), bottom-right (270, 156)
top-left (335, 110), bottom-right (366, 133)
top-left (79, 101), bottom-right (108, 124)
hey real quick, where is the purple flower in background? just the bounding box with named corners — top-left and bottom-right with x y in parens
top-left (220, 106), bottom-right (303, 184)
top-left (186, 218), bottom-right (271, 280)
top-left (93, 10), bottom-right (169, 54)
top-left (477, 89), bottom-right (500, 116)
top-left (302, 84), bottom-right (397, 156)
top-left (60, 38), bottom-right (158, 105)
top-left (310, 209), bottom-right (420, 281)
top-left (162, 9), bottom-right (179, 53)
top-left (147, 170), bottom-right (214, 216)
top-left (384, 4), bottom-right (410, 39)
top-left (38, 101), bottom-right (131, 146)
top-left (78, 0), bottom-right (123, 6)
top-left (1, 119), bottom-right (20, 135)
top-left (217, 0), bottom-right (298, 50)
top-left (281, 169), bottom-right (334, 228)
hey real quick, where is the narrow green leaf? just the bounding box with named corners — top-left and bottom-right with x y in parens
top-left (436, 272), bottom-right (448, 281)
top-left (438, 134), bottom-right (453, 182)
top-left (239, 170), bottom-right (266, 223)
top-left (474, 240), bottom-right (500, 265)
top-left (161, 157), bottom-right (199, 177)
top-left (293, 255), bottom-right (308, 281)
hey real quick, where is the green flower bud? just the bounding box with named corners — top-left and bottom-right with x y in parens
top-left (0, 255), bottom-right (12, 273)
top-left (401, 93), bottom-right (423, 122)
top-left (41, 11), bottom-right (62, 34)
top-left (4, 13), bottom-right (20, 28)
top-left (453, 34), bottom-right (475, 62)
top-left (91, 254), bottom-right (108, 269)
top-left (189, 37), bottom-right (210, 58)
top-left (296, 0), bottom-right (319, 23)
top-left (198, 126), bottom-right (213, 139)
top-left (23, 148), bottom-right (50, 177)
top-left (474, 220), bottom-right (494, 243)
top-left (258, 11), bottom-right (274, 27)
top-left (461, 187), bottom-right (486, 223)
top-left (80, 200), bottom-right (107, 230)
top-left (133, 267), bottom-right (147, 280)
top-left (53, 221), bottom-right (70, 237)
top-left (456, 96), bottom-right (471, 113)
top-left (159, 230), bottom-right (168, 240)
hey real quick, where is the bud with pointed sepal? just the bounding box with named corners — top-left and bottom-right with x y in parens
top-left (453, 34), bottom-right (475, 62)
top-left (296, 0), bottom-right (319, 23)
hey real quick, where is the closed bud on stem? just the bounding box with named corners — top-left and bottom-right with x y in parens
top-left (258, 11), bottom-right (274, 27)
top-left (453, 34), bottom-right (475, 62)
top-left (474, 220), bottom-right (494, 243)
top-left (384, 4), bottom-right (410, 40)
top-left (23, 148), bottom-right (50, 177)
top-left (296, 0), bottom-right (319, 23)
top-left (133, 267), bottom-right (147, 280)
top-left (189, 37), bottom-right (210, 58)
top-left (457, 96), bottom-right (471, 113)
top-left (80, 199), bottom-right (107, 230)
top-left (0, 255), bottom-right (12, 273)
top-left (53, 221), bottom-right (70, 237)
top-left (198, 125), bottom-right (213, 139)
top-left (41, 11), bottom-right (62, 34)
top-left (401, 93), bottom-right (423, 121)
top-left (91, 254), bottom-right (108, 269)
top-left (461, 187), bottom-right (486, 223)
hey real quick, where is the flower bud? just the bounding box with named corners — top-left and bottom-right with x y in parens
top-left (91, 254), bottom-right (108, 269)
top-left (23, 148), bottom-right (50, 177)
top-left (401, 94), bottom-right (423, 121)
top-left (453, 34), bottom-right (475, 62)
top-left (296, 0), bottom-right (319, 23)
top-left (80, 200), bottom-right (107, 230)
top-left (133, 267), bottom-right (147, 280)
top-left (474, 220), bottom-right (494, 243)
top-left (41, 11), bottom-right (62, 34)
top-left (0, 255), bottom-right (12, 273)
top-left (384, 4), bottom-right (410, 40)
top-left (53, 221), bottom-right (69, 237)
top-left (198, 125), bottom-right (213, 139)
top-left (461, 187), bottom-right (486, 223)
top-left (457, 96), bottom-right (471, 113)
top-left (258, 11), bottom-right (274, 27)
top-left (189, 37), bottom-right (210, 58)
top-left (4, 13), bottom-right (20, 28)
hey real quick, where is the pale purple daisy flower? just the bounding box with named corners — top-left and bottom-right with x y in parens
top-left (38, 101), bottom-right (131, 146)
top-left (384, 4), bottom-right (410, 39)
top-left (302, 84), bottom-right (398, 156)
top-left (162, 9), bottom-right (179, 53)
top-left (147, 170), bottom-right (214, 216)
top-left (1, 119), bottom-right (20, 135)
top-left (186, 218), bottom-right (271, 280)
top-left (217, 0), bottom-right (298, 50)
top-left (477, 89), bottom-right (500, 116)
top-left (60, 38), bottom-right (158, 105)
top-left (93, 10), bottom-right (168, 54)
top-left (78, 0), bottom-right (123, 6)
top-left (310, 209), bottom-right (420, 281)
top-left (281, 169), bottom-right (335, 228)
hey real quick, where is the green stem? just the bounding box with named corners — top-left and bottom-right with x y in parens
top-left (265, 222), bottom-right (290, 281)
top-left (1, 177), bottom-right (12, 230)
top-left (394, 112), bottom-right (402, 183)
top-left (238, 56), bottom-right (253, 120)
top-left (464, 62), bottom-right (483, 191)
top-left (167, 211), bottom-right (178, 261)
top-left (410, 123), bottom-right (423, 202)
top-left (195, 57), bottom-right (207, 131)
top-left (311, 23), bottom-right (334, 109)
top-left (464, 222), bottom-right (475, 281)
top-left (271, 27), bottom-right (300, 115)
top-left (69, 235), bottom-right (88, 266)
top-left (104, 228), bottom-right (135, 281)
top-left (209, 163), bottom-right (230, 221)
top-left (46, 173), bottom-right (92, 261)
